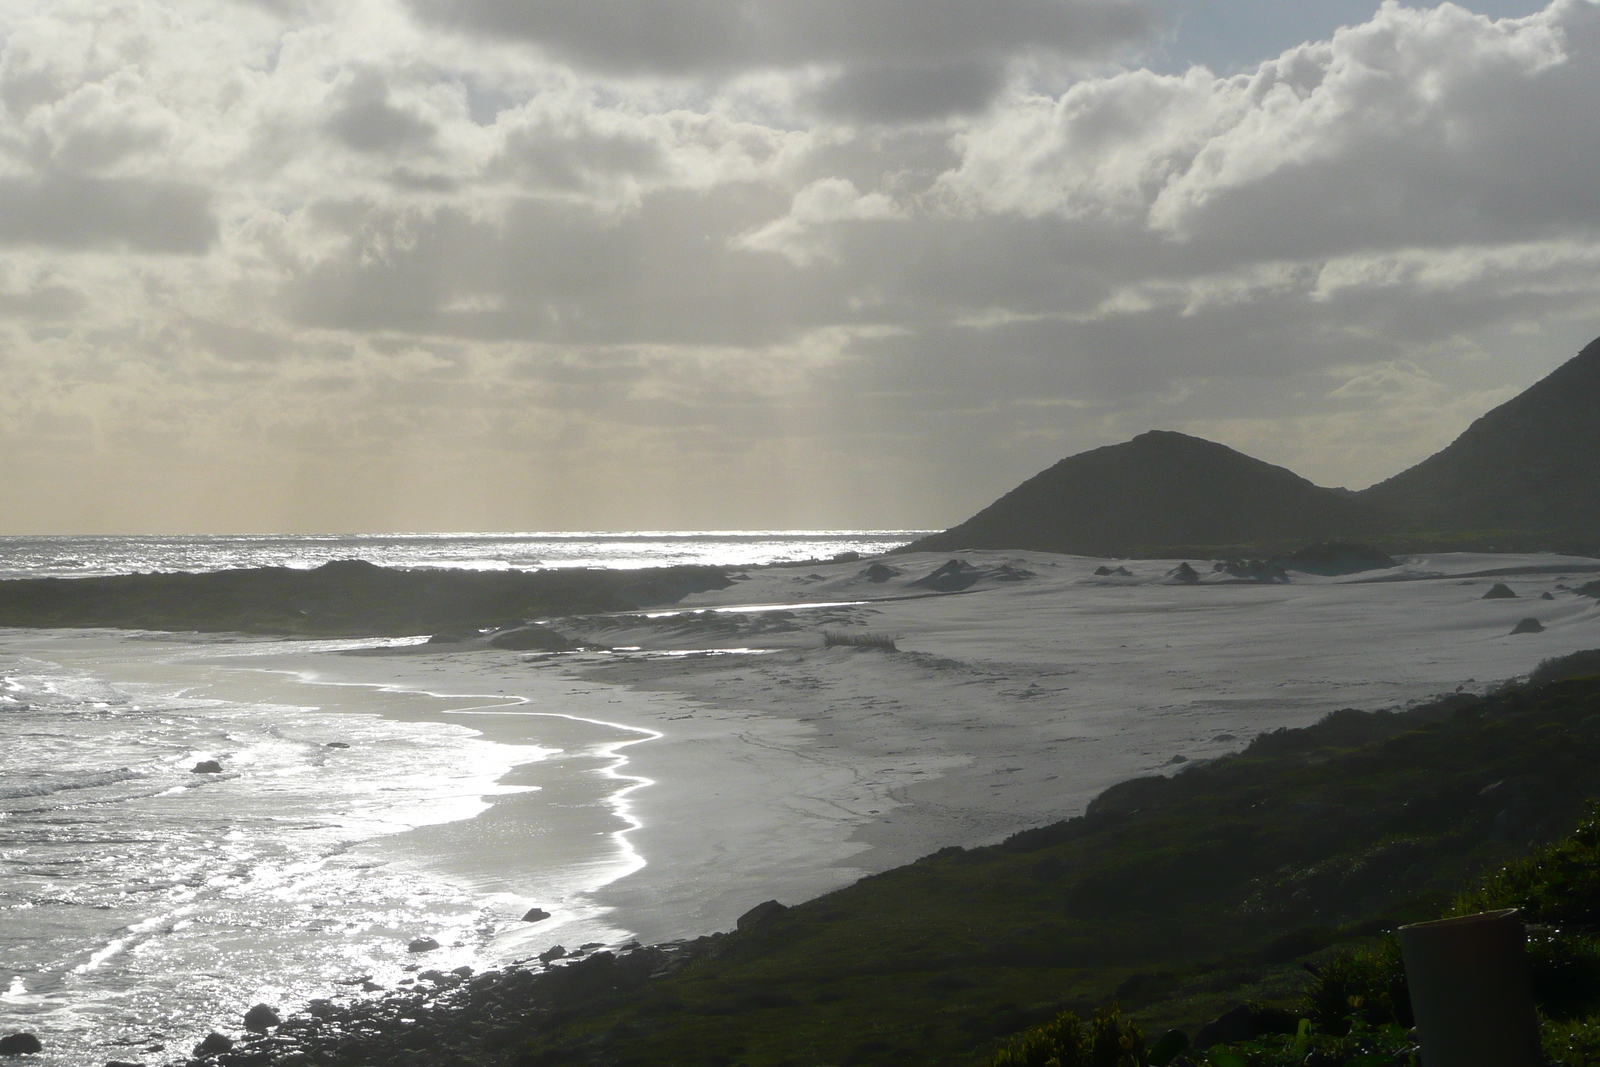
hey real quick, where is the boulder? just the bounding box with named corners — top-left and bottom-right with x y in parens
top-left (191, 760), bottom-right (223, 774)
top-left (539, 945), bottom-right (568, 964)
top-left (860, 563), bottom-right (900, 583)
top-left (909, 560), bottom-right (984, 592)
top-left (324, 741), bottom-right (350, 748)
top-left (243, 1004), bottom-right (280, 1032)
top-left (521, 907), bottom-right (552, 922)
top-left (407, 936), bottom-right (440, 953)
top-left (1541, 591), bottom-right (1556, 600)
top-left (1167, 562), bottom-right (1201, 584)
top-left (0, 1033), bottom-right (42, 1056)
top-left (1511, 617), bottom-right (1545, 635)
top-left (1482, 583), bottom-right (1518, 599)
top-left (193, 1032), bottom-right (233, 1057)
top-left (735, 899), bottom-right (788, 932)
top-left (1094, 566), bottom-right (1115, 576)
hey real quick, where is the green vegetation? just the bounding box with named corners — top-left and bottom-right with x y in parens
top-left (0, 560), bottom-right (732, 636)
top-left (495, 657), bottom-right (1600, 1066)
top-left (821, 631), bottom-right (898, 650)
top-left (989, 1007), bottom-right (1148, 1067)
top-left (1175, 805), bottom-right (1600, 1065)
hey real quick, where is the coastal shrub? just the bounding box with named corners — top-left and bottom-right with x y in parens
top-left (822, 631), bottom-right (897, 651)
top-left (1526, 930), bottom-right (1600, 1020)
top-left (1303, 939), bottom-right (1411, 1034)
top-left (989, 1006), bottom-right (1149, 1067)
top-left (1543, 1014), bottom-right (1600, 1066)
top-left (1200, 1019), bottom-right (1416, 1067)
top-left (1453, 803), bottom-right (1600, 924)
top-left (1529, 649), bottom-right (1600, 685)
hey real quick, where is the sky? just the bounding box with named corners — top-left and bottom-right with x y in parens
top-left (1, 0), bottom-right (1594, 534)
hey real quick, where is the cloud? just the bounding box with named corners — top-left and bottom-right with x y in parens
top-left (3, 0), bottom-right (1600, 531)
top-left (406, 0), bottom-right (1157, 119)
top-left (0, 173), bottom-right (216, 252)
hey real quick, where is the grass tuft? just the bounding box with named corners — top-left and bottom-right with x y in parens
top-left (822, 631), bottom-right (898, 650)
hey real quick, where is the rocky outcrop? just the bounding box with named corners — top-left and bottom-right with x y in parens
top-left (1483, 583), bottom-right (1519, 599)
top-left (736, 900), bottom-right (789, 932)
top-left (0, 1033), bottom-right (42, 1056)
top-left (521, 908), bottom-right (551, 923)
top-left (191, 760), bottom-right (222, 774)
top-left (407, 936), bottom-right (441, 953)
top-left (1511, 618), bottom-right (1546, 634)
top-left (243, 1004), bottom-right (280, 1032)
top-left (1167, 562), bottom-right (1201, 584)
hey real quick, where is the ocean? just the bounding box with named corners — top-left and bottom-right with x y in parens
top-left (0, 532), bottom-right (921, 1064)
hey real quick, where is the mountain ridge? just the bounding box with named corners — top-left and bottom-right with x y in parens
top-left (902, 336), bottom-right (1600, 557)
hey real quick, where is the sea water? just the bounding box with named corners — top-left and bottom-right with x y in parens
top-left (0, 533), bottom-right (921, 1064)
top-left (0, 531), bottom-right (923, 580)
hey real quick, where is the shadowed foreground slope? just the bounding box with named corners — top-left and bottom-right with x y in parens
top-left (237, 665), bottom-right (1600, 1067)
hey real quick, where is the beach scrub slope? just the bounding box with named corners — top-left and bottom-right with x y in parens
top-left (0, 560), bottom-right (732, 636)
top-left (250, 663), bottom-right (1600, 1067)
top-left (905, 334), bottom-right (1600, 558)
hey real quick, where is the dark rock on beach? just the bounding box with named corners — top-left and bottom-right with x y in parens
top-left (1512, 617), bottom-right (1546, 634)
top-left (736, 899), bottom-right (788, 932)
top-left (909, 559), bottom-right (984, 592)
top-left (860, 562), bottom-right (900, 583)
top-left (1542, 591), bottom-right (1556, 600)
top-left (1483, 582), bottom-right (1519, 599)
top-left (242, 1004), bottom-right (280, 1032)
top-left (0, 1033), bottom-right (42, 1056)
top-left (1167, 562), bottom-right (1201, 584)
top-left (324, 741), bottom-right (349, 748)
top-left (539, 945), bottom-right (567, 963)
top-left (521, 907), bottom-right (551, 922)
top-left (192, 1032), bottom-right (232, 1057)
top-left (407, 936), bottom-right (441, 953)
top-left (190, 760), bottom-right (222, 774)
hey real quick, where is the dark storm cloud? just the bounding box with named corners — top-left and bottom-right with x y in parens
top-left (0, 173), bottom-right (216, 253)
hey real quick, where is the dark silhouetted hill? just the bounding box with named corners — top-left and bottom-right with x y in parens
top-left (1360, 335), bottom-right (1600, 536)
top-left (901, 430), bottom-right (1379, 557)
top-left (903, 336), bottom-right (1600, 557)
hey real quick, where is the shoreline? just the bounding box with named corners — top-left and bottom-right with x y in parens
top-left (5, 548), bottom-right (1599, 1064)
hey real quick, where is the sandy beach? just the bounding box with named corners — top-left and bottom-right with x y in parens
top-left (143, 549), bottom-right (1600, 950)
